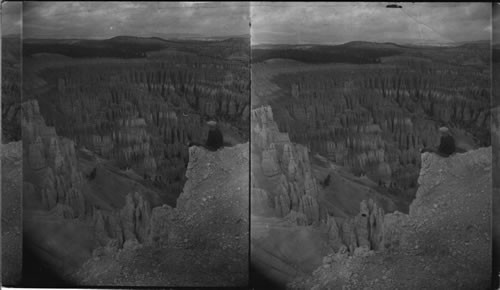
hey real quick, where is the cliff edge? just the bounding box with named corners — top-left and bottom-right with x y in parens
top-left (291, 147), bottom-right (491, 289)
top-left (76, 143), bottom-right (249, 286)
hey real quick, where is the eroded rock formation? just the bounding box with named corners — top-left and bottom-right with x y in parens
top-left (251, 105), bottom-right (324, 224)
top-left (266, 63), bottom-right (489, 198)
top-left (92, 191), bottom-right (158, 248)
top-left (251, 105), bottom-right (402, 256)
top-left (27, 56), bottom-right (249, 198)
top-left (78, 142), bottom-right (249, 286)
top-left (22, 99), bottom-right (88, 217)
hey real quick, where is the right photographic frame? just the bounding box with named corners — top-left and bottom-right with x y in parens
top-left (250, 2), bottom-right (492, 289)
top-left (493, 2), bottom-right (500, 289)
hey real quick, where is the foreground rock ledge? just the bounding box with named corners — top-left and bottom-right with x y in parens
top-left (291, 147), bottom-right (491, 290)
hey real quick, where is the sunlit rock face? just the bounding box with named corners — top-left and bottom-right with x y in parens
top-left (410, 147), bottom-right (492, 218)
top-left (251, 106), bottom-right (323, 224)
top-left (22, 99), bottom-right (88, 217)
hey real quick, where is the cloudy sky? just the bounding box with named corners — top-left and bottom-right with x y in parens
top-left (252, 2), bottom-right (491, 45)
top-left (2, 1), bottom-right (22, 36)
top-left (23, 2), bottom-right (250, 39)
top-left (494, 3), bottom-right (500, 45)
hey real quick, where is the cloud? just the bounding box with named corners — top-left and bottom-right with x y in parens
top-left (493, 3), bottom-right (500, 44)
top-left (23, 2), bottom-right (250, 39)
top-left (251, 2), bottom-right (491, 45)
top-left (2, 1), bottom-right (22, 35)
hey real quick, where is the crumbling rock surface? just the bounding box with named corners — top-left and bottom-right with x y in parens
top-left (2, 142), bottom-right (23, 285)
top-left (327, 199), bottom-right (386, 253)
top-left (251, 106), bottom-right (395, 255)
top-left (410, 148), bottom-right (492, 218)
top-left (250, 105), bottom-right (409, 286)
top-left (251, 106), bottom-right (398, 287)
top-left (251, 105), bottom-right (323, 223)
top-left (76, 143), bottom-right (249, 286)
top-left (22, 100), bottom-right (88, 217)
top-left (21, 99), bottom-right (166, 282)
top-left (92, 191), bottom-right (157, 249)
top-left (291, 147), bottom-right (491, 289)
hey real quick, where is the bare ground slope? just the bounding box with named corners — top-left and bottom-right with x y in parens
top-left (74, 143), bottom-right (249, 286)
top-left (291, 148), bottom-right (491, 289)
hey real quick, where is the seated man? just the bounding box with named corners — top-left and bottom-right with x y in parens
top-left (205, 120), bottom-right (224, 151)
top-left (421, 126), bottom-right (456, 157)
top-left (187, 120), bottom-right (224, 151)
top-left (87, 167), bottom-right (97, 180)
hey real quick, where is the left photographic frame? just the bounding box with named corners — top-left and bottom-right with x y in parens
top-left (2, 0), bottom-right (23, 286)
top-left (19, 1), bottom-right (250, 287)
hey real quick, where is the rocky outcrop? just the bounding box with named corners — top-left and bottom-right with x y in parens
top-left (22, 98), bottom-right (171, 254)
top-left (251, 106), bottom-right (395, 253)
top-left (324, 199), bottom-right (386, 254)
top-left (22, 97), bottom-right (246, 265)
top-left (148, 204), bottom-right (176, 247)
top-left (293, 146), bottom-right (492, 289)
top-left (252, 106), bottom-right (323, 224)
top-left (325, 148), bottom-right (491, 256)
top-left (251, 106), bottom-right (420, 269)
top-left (120, 192), bottom-right (152, 243)
top-left (92, 191), bottom-right (160, 248)
top-left (409, 147), bottom-right (492, 218)
top-left (92, 141), bottom-right (249, 254)
top-left (22, 100), bottom-right (88, 217)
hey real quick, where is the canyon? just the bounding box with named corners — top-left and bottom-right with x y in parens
top-left (251, 105), bottom-right (491, 288)
top-left (291, 146), bottom-right (491, 289)
top-left (20, 36), bottom-right (250, 286)
top-left (252, 43), bottom-right (489, 204)
top-left (250, 41), bottom-right (491, 288)
top-left (24, 36), bottom-right (250, 204)
top-left (22, 98), bottom-right (249, 286)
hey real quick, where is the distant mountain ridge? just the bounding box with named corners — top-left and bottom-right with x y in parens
top-left (24, 34), bottom-right (250, 43)
top-left (23, 35), bottom-right (250, 59)
top-left (253, 38), bottom-right (490, 47)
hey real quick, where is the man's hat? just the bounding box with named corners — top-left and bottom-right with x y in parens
top-left (207, 120), bottom-right (217, 127)
top-left (439, 126), bottom-right (449, 133)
